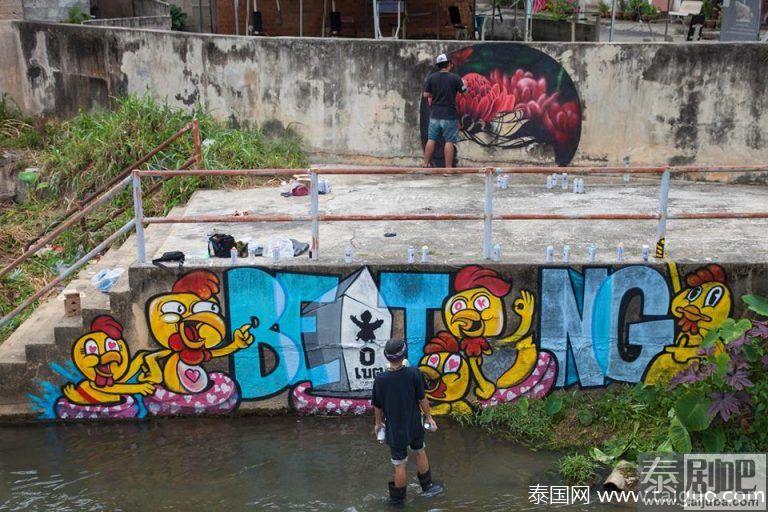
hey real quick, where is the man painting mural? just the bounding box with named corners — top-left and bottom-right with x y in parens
top-left (422, 53), bottom-right (467, 168)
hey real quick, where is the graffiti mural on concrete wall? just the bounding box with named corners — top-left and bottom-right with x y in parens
top-left (30, 263), bottom-right (733, 419)
top-left (419, 43), bottom-right (582, 166)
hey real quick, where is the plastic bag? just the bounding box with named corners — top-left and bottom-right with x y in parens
top-left (91, 267), bottom-right (125, 293)
top-left (265, 237), bottom-right (295, 259)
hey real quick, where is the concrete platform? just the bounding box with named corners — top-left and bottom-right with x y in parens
top-left (151, 173), bottom-right (768, 266)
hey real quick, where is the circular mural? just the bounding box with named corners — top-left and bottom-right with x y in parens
top-left (420, 43), bottom-right (582, 166)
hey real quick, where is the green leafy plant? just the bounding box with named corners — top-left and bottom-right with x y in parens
top-left (170, 5), bottom-right (188, 31)
top-left (66, 6), bottom-right (91, 24)
top-left (558, 454), bottom-right (599, 485)
top-left (626, 0), bottom-right (658, 18)
top-left (598, 1), bottom-right (611, 15)
top-left (542, 0), bottom-right (578, 20)
top-left (666, 295), bottom-right (768, 452)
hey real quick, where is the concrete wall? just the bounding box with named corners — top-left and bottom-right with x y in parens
top-left (21, 0), bottom-right (88, 22)
top-left (1, 21), bottom-right (767, 167)
top-left (0, 0), bottom-right (22, 19)
top-left (3, 261), bottom-right (767, 420)
top-left (85, 15), bottom-right (171, 29)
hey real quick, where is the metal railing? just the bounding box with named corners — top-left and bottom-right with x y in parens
top-left (0, 120), bottom-right (202, 329)
top-left (131, 164), bottom-right (768, 264)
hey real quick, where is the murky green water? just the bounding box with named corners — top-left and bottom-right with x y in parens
top-left (0, 417), bottom-right (629, 511)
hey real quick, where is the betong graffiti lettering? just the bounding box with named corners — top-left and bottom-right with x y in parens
top-left (29, 264), bottom-right (734, 419)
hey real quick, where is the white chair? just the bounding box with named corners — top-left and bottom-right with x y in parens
top-left (668, 0), bottom-right (703, 23)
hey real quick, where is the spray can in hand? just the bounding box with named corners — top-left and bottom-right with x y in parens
top-left (376, 425), bottom-right (386, 443)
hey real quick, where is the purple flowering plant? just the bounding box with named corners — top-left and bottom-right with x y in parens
top-left (665, 294), bottom-right (768, 452)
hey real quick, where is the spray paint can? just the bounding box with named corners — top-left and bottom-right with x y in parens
top-left (407, 246), bottom-right (415, 264)
top-left (230, 246), bottom-right (238, 265)
top-left (579, 178), bottom-right (586, 194)
top-left (546, 245), bottom-right (554, 263)
top-left (344, 246), bottom-right (353, 264)
top-left (546, 175), bottom-right (554, 189)
top-left (588, 243), bottom-right (597, 263)
top-left (492, 243), bottom-right (501, 261)
top-left (572, 178), bottom-right (579, 193)
top-left (421, 245), bottom-right (429, 263)
top-left (642, 244), bottom-right (650, 262)
top-left (563, 244), bottom-right (571, 263)
top-left (552, 173), bottom-right (559, 188)
top-left (561, 173), bottom-right (569, 191)
top-left (623, 156), bottom-right (631, 182)
top-left (617, 243), bottom-right (625, 263)
top-left (501, 175), bottom-right (509, 189)
top-left (377, 425), bottom-right (386, 443)
top-left (272, 243), bottom-right (281, 264)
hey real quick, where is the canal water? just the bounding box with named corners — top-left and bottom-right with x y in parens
top-left (0, 416), bottom-right (628, 511)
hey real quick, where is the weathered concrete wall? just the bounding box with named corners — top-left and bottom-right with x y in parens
top-left (21, 0), bottom-right (89, 22)
top-left (1, 21), bottom-right (767, 167)
top-left (2, 261), bottom-right (766, 420)
top-left (0, 0), bottom-right (22, 19)
top-left (84, 15), bottom-right (171, 29)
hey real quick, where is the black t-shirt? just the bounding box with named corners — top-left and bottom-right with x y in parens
top-left (424, 71), bottom-right (466, 120)
top-left (371, 366), bottom-right (425, 447)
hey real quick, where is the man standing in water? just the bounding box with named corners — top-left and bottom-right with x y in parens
top-left (422, 53), bottom-right (467, 168)
top-left (372, 339), bottom-right (441, 504)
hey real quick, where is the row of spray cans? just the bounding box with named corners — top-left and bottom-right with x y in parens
top-left (344, 244), bottom-right (504, 264)
top-left (546, 173), bottom-right (585, 194)
top-left (546, 243), bottom-right (650, 263)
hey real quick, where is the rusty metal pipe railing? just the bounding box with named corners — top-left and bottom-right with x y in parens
top-left (131, 164), bottom-right (768, 265)
top-left (135, 164), bottom-right (768, 178)
top-left (0, 176), bottom-right (132, 281)
top-left (0, 219), bottom-right (136, 329)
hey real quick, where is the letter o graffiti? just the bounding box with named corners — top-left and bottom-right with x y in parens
top-left (360, 347), bottom-right (375, 366)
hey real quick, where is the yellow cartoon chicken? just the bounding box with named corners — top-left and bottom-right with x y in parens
top-left (428, 266), bottom-right (538, 404)
top-left (143, 270), bottom-right (254, 394)
top-left (418, 332), bottom-right (473, 415)
top-left (62, 316), bottom-right (155, 405)
top-left (645, 263), bottom-right (732, 384)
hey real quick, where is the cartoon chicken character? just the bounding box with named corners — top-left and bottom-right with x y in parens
top-left (418, 332), bottom-right (473, 415)
top-left (56, 316), bottom-right (154, 419)
top-left (142, 270), bottom-right (254, 415)
top-left (645, 263), bottom-right (732, 384)
top-left (419, 266), bottom-right (556, 414)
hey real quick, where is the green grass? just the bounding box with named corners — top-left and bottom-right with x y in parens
top-left (557, 454), bottom-right (599, 486)
top-left (0, 93), bottom-right (307, 344)
top-left (459, 384), bottom-right (674, 459)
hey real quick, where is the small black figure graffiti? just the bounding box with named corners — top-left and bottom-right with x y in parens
top-left (350, 311), bottom-right (384, 343)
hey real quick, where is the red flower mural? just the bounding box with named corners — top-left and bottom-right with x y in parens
top-left (421, 44), bottom-right (583, 166)
top-left (457, 67), bottom-right (581, 149)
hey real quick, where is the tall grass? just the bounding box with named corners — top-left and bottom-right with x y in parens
top-left (0, 93), bottom-right (307, 343)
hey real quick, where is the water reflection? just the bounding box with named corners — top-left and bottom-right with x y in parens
top-left (0, 416), bottom-right (626, 511)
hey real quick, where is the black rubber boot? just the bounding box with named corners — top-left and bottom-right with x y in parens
top-left (418, 469), bottom-right (433, 492)
top-left (388, 481), bottom-right (406, 505)
top-left (418, 469), bottom-right (445, 497)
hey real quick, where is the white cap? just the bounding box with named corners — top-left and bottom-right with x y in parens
top-left (436, 53), bottom-right (449, 64)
